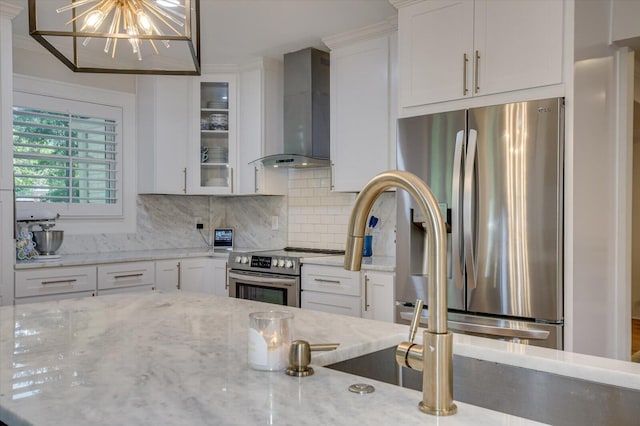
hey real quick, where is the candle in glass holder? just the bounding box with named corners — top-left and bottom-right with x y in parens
top-left (248, 311), bottom-right (294, 371)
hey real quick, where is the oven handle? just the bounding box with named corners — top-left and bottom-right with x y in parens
top-left (228, 271), bottom-right (297, 287)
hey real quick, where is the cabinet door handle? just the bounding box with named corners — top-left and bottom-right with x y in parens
top-left (230, 167), bottom-right (234, 193)
top-left (463, 53), bottom-right (469, 96)
top-left (254, 166), bottom-right (259, 193)
top-left (474, 50), bottom-right (480, 94)
top-left (225, 263), bottom-right (229, 290)
top-left (177, 261), bottom-right (181, 290)
top-left (364, 275), bottom-right (370, 311)
top-left (183, 167), bottom-right (187, 194)
top-left (41, 278), bottom-right (77, 285)
top-left (314, 278), bottom-right (341, 284)
top-left (114, 273), bottom-right (144, 280)
top-left (330, 163), bottom-right (335, 190)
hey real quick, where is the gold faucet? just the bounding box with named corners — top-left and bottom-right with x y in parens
top-left (344, 170), bottom-right (457, 416)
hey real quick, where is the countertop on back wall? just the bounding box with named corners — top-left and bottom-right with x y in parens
top-left (15, 249), bottom-right (396, 272)
top-left (14, 247), bottom-right (230, 270)
top-left (301, 255), bottom-right (396, 272)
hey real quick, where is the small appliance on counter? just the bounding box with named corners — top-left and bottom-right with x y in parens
top-left (15, 205), bottom-right (63, 261)
top-left (213, 228), bottom-right (233, 252)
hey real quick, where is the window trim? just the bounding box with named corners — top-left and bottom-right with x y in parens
top-left (13, 74), bottom-right (136, 235)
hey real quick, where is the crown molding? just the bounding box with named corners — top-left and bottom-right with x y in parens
top-left (0, 1), bottom-right (23, 19)
top-left (322, 16), bottom-right (398, 50)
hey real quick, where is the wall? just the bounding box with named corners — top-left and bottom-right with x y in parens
top-left (287, 168), bottom-right (396, 256)
top-left (57, 168), bottom-right (397, 257)
top-left (12, 36), bottom-right (136, 94)
top-left (58, 195), bottom-right (287, 254)
top-left (571, 0), bottom-right (626, 358)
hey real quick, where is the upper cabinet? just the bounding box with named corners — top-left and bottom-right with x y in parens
top-left (395, 0), bottom-right (564, 109)
top-left (137, 76), bottom-right (190, 194)
top-left (237, 59), bottom-right (287, 195)
top-left (324, 19), bottom-right (398, 192)
top-left (189, 74), bottom-right (238, 194)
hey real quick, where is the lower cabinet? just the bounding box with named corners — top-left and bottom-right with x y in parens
top-left (361, 271), bottom-right (395, 322)
top-left (155, 257), bottom-right (228, 295)
top-left (301, 264), bottom-right (361, 318)
top-left (155, 259), bottom-right (180, 291)
top-left (301, 264), bottom-right (395, 322)
top-left (15, 266), bottom-right (97, 304)
top-left (211, 258), bottom-right (229, 297)
top-left (97, 261), bottom-right (155, 294)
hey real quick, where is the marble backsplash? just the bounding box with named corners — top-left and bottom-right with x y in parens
top-left (58, 170), bottom-right (397, 257)
top-left (58, 195), bottom-right (288, 254)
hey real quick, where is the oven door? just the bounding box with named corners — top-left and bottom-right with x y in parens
top-left (228, 270), bottom-right (300, 307)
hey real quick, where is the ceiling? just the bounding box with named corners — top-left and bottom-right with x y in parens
top-left (9, 0), bottom-right (397, 66)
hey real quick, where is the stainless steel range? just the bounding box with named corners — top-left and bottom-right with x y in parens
top-left (228, 247), bottom-right (344, 307)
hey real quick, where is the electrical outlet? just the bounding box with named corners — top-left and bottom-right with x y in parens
top-left (271, 216), bottom-right (279, 230)
top-left (194, 217), bottom-right (203, 229)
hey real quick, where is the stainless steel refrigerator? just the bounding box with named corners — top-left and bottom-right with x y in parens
top-left (396, 98), bottom-right (564, 349)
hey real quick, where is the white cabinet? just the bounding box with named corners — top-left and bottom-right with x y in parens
top-left (325, 26), bottom-right (397, 192)
top-left (211, 258), bottom-right (229, 297)
top-left (396, 0), bottom-right (563, 108)
top-left (155, 259), bottom-right (180, 291)
top-left (97, 261), bottom-right (155, 294)
top-left (189, 74), bottom-right (237, 194)
top-left (361, 271), bottom-right (395, 322)
top-left (155, 257), bottom-right (227, 295)
top-left (15, 266), bottom-right (97, 302)
top-left (301, 264), bottom-right (361, 317)
top-left (137, 76), bottom-right (189, 194)
top-left (238, 59), bottom-right (288, 195)
top-left (179, 258), bottom-right (214, 293)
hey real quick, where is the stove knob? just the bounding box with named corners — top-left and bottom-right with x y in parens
top-left (241, 256), bottom-right (249, 264)
top-left (285, 260), bottom-right (294, 269)
top-left (277, 259), bottom-right (285, 268)
top-left (234, 256), bottom-right (242, 263)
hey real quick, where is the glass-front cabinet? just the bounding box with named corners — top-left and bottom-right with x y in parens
top-left (191, 74), bottom-right (236, 194)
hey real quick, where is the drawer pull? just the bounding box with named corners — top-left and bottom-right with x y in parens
top-left (314, 278), bottom-right (341, 284)
top-left (41, 278), bottom-right (78, 285)
top-left (114, 273), bottom-right (144, 280)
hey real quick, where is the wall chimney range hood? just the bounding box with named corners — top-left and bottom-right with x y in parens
top-left (254, 47), bottom-right (330, 168)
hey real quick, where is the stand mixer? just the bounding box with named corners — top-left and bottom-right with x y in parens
top-left (15, 206), bottom-right (63, 261)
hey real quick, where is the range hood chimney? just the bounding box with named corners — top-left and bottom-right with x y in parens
top-left (256, 47), bottom-right (330, 168)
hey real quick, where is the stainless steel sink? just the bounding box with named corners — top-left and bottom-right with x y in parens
top-left (327, 347), bottom-right (640, 426)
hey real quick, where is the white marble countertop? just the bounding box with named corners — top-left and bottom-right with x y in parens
top-left (0, 292), bottom-right (549, 425)
top-left (14, 247), bottom-right (232, 270)
top-left (301, 254), bottom-right (396, 271)
top-left (15, 249), bottom-right (397, 272)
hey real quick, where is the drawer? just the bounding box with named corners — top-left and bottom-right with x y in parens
top-left (98, 284), bottom-right (156, 296)
top-left (301, 290), bottom-right (361, 317)
top-left (301, 265), bottom-right (360, 296)
top-left (97, 261), bottom-right (155, 290)
top-left (15, 290), bottom-right (96, 305)
top-left (15, 266), bottom-right (97, 298)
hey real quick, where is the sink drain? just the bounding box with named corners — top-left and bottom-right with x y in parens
top-left (348, 383), bottom-right (375, 394)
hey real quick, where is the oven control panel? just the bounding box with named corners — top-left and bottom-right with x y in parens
top-left (229, 253), bottom-right (299, 274)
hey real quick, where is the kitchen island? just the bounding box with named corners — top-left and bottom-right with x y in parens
top-left (0, 292), bottom-right (638, 425)
top-left (0, 292), bottom-right (544, 425)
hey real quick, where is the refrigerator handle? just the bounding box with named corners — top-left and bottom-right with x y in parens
top-left (451, 130), bottom-right (465, 289)
top-left (463, 129), bottom-right (478, 289)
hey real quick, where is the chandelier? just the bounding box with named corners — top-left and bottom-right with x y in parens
top-left (28, 0), bottom-right (201, 75)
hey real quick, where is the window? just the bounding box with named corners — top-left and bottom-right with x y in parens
top-left (13, 92), bottom-right (123, 217)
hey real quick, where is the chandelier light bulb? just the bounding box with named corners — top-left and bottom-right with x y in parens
top-left (81, 10), bottom-right (106, 31)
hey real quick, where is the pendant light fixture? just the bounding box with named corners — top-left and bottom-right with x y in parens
top-left (28, 0), bottom-right (200, 75)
